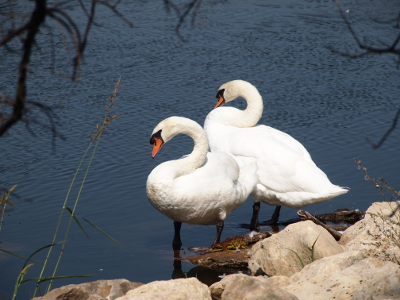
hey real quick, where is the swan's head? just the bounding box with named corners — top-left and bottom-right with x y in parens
top-left (150, 128), bottom-right (164, 158)
top-left (149, 116), bottom-right (201, 158)
top-left (215, 80), bottom-right (256, 108)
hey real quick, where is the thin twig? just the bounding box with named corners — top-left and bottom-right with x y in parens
top-left (0, 23), bottom-right (31, 46)
top-left (366, 108), bottom-right (400, 149)
top-left (97, 0), bottom-right (133, 28)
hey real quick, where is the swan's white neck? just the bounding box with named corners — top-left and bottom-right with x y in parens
top-left (164, 118), bottom-right (208, 178)
top-left (236, 83), bottom-right (263, 127)
top-left (208, 80), bottom-right (263, 128)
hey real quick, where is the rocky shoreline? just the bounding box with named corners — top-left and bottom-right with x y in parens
top-left (33, 202), bottom-right (400, 300)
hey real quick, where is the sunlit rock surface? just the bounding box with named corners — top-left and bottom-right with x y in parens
top-left (249, 220), bottom-right (343, 276)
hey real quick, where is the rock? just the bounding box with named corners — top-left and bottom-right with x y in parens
top-left (351, 266), bottom-right (400, 300)
top-left (340, 201), bottom-right (400, 264)
top-left (210, 274), bottom-right (292, 299)
top-left (31, 279), bottom-right (143, 300)
top-left (115, 278), bottom-right (211, 300)
top-left (209, 276), bottom-right (228, 300)
top-left (210, 274), bottom-right (292, 300)
top-left (261, 275), bottom-right (292, 287)
top-left (220, 273), bottom-right (298, 300)
top-left (249, 221), bottom-right (343, 276)
top-left (289, 250), bottom-right (365, 283)
top-left (283, 256), bottom-right (400, 300)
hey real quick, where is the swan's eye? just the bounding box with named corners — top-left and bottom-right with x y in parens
top-left (216, 89), bottom-right (225, 99)
top-left (150, 129), bottom-right (163, 145)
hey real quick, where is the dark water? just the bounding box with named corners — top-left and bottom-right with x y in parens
top-left (1, 0), bottom-right (399, 298)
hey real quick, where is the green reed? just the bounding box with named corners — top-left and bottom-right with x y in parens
top-left (3, 77), bottom-right (122, 300)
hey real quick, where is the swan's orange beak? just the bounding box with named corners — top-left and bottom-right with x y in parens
top-left (215, 95), bottom-right (225, 108)
top-left (151, 138), bottom-right (164, 158)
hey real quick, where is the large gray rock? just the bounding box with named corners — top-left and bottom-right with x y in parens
top-left (283, 255), bottom-right (400, 300)
top-left (340, 201), bottom-right (400, 264)
top-left (115, 278), bottom-right (211, 300)
top-left (31, 279), bottom-right (143, 300)
top-left (249, 220), bottom-right (343, 276)
top-left (219, 273), bottom-right (298, 300)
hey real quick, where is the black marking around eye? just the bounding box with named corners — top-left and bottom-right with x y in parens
top-left (150, 129), bottom-right (163, 145)
top-left (216, 89), bottom-right (225, 99)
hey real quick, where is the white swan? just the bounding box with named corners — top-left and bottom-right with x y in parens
top-left (146, 116), bottom-right (257, 250)
top-left (204, 80), bottom-right (348, 230)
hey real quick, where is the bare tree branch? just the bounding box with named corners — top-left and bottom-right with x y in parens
top-left (0, 0), bottom-right (47, 137)
top-left (332, 0), bottom-right (400, 149)
top-left (332, 0), bottom-right (400, 57)
top-left (0, 0), bottom-right (132, 139)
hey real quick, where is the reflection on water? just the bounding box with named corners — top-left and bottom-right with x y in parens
top-left (1, 0), bottom-right (399, 298)
top-left (171, 250), bottom-right (248, 286)
top-left (172, 259), bottom-right (226, 286)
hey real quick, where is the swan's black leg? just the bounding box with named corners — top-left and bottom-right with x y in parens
top-left (249, 202), bottom-right (261, 231)
top-left (172, 221), bottom-right (182, 251)
top-left (263, 205), bottom-right (281, 225)
top-left (213, 220), bottom-right (224, 245)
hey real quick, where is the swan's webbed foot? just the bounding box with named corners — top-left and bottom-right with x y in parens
top-left (172, 221), bottom-right (183, 251)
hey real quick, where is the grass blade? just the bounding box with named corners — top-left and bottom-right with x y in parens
top-left (286, 248), bottom-right (305, 268)
top-left (12, 264), bottom-right (33, 300)
top-left (83, 218), bottom-right (123, 248)
top-left (21, 244), bottom-right (58, 270)
top-left (64, 206), bottom-right (90, 239)
top-left (0, 248), bottom-right (41, 264)
top-left (23, 274), bottom-right (94, 284)
top-left (310, 235), bottom-right (320, 262)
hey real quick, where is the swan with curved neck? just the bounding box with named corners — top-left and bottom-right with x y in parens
top-left (204, 80), bottom-right (348, 230)
top-left (147, 116), bottom-right (257, 250)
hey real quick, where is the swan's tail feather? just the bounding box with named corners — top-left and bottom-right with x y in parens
top-left (329, 185), bottom-right (349, 197)
top-left (278, 185), bottom-right (349, 208)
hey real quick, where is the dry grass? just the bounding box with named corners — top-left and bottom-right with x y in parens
top-left (355, 158), bottom-right (400, 264)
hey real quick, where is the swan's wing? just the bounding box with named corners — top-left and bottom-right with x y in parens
top-left (226, 125), bottom-right (312, 162)
top-left (209, 125), bottom-right (347, 206)
top-left (174, 152), bottom-right (250, 197)
top-left (170, 152), bottom-right (257, 222)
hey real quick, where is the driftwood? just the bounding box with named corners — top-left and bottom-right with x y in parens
top-left (297, 210), bottom-right (343, 241)
top-left (314, 208), bottom-right (364, 224)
